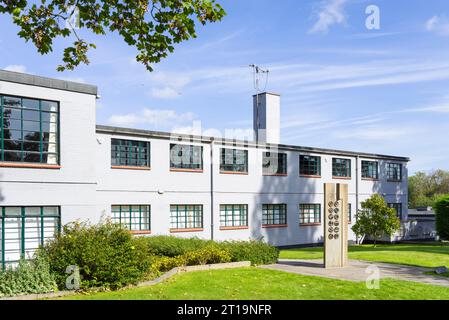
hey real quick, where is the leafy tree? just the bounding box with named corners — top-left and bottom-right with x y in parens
top-left (0, 0), bottom-right (226, 71)
top-left (352, 194), bottom-right (400, 246)
top-left (434, 195), bottom-right (449, 240)
top-left (409, 170), bottom-right (449, 208)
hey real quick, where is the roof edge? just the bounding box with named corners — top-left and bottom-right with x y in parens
top-left (0, 69), bottom-right (98, 96)
top-left (96, 124), bottom-right (410, 162)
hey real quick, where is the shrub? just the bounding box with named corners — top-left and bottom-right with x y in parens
top-left (37, 219), bottom-right (155, 290)
top-left (435, 195), bottom-right (449, 240)
top-left (143, 236), bottom-right (279, 266)
top-left (219, 240), bottom-right (279, 265)
top-left (0, 255), bottom-right (57, 298)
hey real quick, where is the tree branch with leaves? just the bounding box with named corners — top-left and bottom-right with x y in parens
top-left (0, 0), bottom-right (226, 71)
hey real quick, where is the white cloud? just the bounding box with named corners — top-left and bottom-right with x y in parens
top-left (426, 15), bottom-right (449, 36)
top-left (333, 125), bottom-right (411, 140)
top-left (4, 65), bottom-right (27, 73)
top-left (150, 87), bottom-right (181, 99)
top-left (309, 0), bottom-right (348, 34)
top-left (108, 108), bottom-right (195, 128)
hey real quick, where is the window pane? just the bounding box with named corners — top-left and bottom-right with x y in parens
top-left (22, 98), bottom-right (39, 110)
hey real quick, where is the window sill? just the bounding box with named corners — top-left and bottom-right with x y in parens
top-left (387, 179), bottom-right (402, 183)
top-left (332, 176), bottom-right (352, 180)
top-left (220, 171), bottom-right (248, 175)
top-left (111, 165), bottom-right (151, 170)
top-left (300, 174), bottom-right (322, 179)
top-left (262, 224), bottom-right (288, 228)
top-left (0, 163), bottom-right (61, 169)
top-left (263, 173), bottom-right (288, 177)
top-left (170, 168), bottom-right (204, 173)
top-left (361, 178), bottom-right (379, 181)
top-left (170, 228), bottom-right (204, 233)
top-left (299, 223), bottom-right (321, 226)
top-left (219, 226), bottom-right (249, 231)
top-left (130, 230), bottom-right (152, 235)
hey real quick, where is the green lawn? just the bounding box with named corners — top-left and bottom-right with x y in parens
top-left (60, 267), bottom-right (449, 300)
top-left (280, 243), bottom-right (449, 268)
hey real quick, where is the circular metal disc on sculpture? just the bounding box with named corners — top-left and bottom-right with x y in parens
top-left (334, 208), bottom-right (339, 213)
top-left (328, 234), bottom-right (333, 239)
top-left (328, 214), bottom-right (334, 220)
top-left (334, 201), bottom-right (339, 207)
top-left (328, 201), bottom-right (334, 207)
top-left (334, 221), bottom-right (339, 226)
top-left (334, 234), bottom-right (339, 240)
top-left (328, 208), bottom-right (334, 213)
top-left (334, 214), bottom-right (339, 220)
top-left (334, 227), bottom-right (340, 233)
top-left (328, 221), bottom-right (334, 226)
top-left (328, 227), bottom-right (333, 233)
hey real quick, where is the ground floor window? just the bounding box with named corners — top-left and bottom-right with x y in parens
top-left (262, 204), bottom-right (287, 225)
top-left (111, 205), bottom-right (150, 231)
top-left (220, 204), bottom-right (248, 228)
top-left (0, 206), bottom-right (60, 269)
top-left (388, 203), bottom-right (403, 220)
top-left (299, 204), bottom-right (321, 225)
top-left (170, 205), bottom-right (203, 230)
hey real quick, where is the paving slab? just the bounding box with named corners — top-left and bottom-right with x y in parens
top-left (260, 259), bottom-right (449, 287)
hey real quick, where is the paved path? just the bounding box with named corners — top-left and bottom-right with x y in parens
top-left (260, 259), bottom-right (449, 287)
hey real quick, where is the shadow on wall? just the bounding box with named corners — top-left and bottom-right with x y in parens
top-left (249, 153), bottom-right (324, 247)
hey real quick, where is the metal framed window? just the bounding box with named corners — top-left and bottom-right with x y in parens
top-left (262, 204), bottom-right (287, 225)
top-left (111, 139), bottom-right (150, 167)
top-left (0, 95), bottom-right (59, 164)
top-left (1, 206), bottom-right (60, 270)
top-left (170, 205), bottom-right (203, 229)
top-left (361, 161), bottom-right (379, 179)
top-left (220, 148), bottom-right (248, 173)
top-left (388, 203), bottom-right (403, 220)
top-left (220, 204), bottom-right (248, 227)
top-left (111, 205), bottom-right (150, 231)
top-left (170, 144), bottom-right (203, 170)
top-left (299, 204), bottom-right (321, 224)
top-left (300, 155), bottom-right (321, 176)
top-left (387, 163), bottom-right (402, 181)
top-left (263, 152), bottom-right (287, 175)
top-left (332, 158), bottom-right (351, 178)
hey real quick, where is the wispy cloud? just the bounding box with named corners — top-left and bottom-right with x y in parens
top-left (4, 64), bottom-right (27, 73)
top-left (108, 108), bottom-right (196, 128)
top-left (309, 0), bottom-right (348, 34)
top-left (426, 15), bottom-right (449, 36)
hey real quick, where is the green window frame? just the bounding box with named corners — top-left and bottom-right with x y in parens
top-left (170, 144), bottom-right (203, 170)
top-left (1, 206), bottom-right (60, 270)
top-left (300, 155), bottom-right (321, 176)
top-left (388, 203), bottom-right (403, 220)
top-left (220, 204), bottom-right (248, 227)
top-left (262, 204), bottom-right (287, 225)
top-left (170, 205), bottom-right (203, 229)
top-left (362, 161), bottom-right (379, 179)
top-left (111, 205), bottom-right (150, 231)
top-left (1, 95), bottom-right (59, 164)
top-left (220, 148), bottom-right (248, 173)
top-left (387, 163), bottom-right (402, 181)
top-left (111, 139), bottom-right (150, 167)
top-left (263, 152), bottom-right (287, 175)
top-left (299, 204), bottom-right (321, 225)
top-left (332, 158), bottom-right (351, 178)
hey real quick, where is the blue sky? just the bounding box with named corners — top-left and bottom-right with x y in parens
top-left (1, 0), bottom-right (449, 174)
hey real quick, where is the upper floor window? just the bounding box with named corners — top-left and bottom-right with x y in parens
top-left (111, 205), bottom-right (150, 232)
top-left (388, 203), bottom-right (403, 220)
top-left (332, 158), bottom-right (351, 178)
top-left (1, 96), bottom-right (59, 164)
top-left (387, 163), bottom-right (402, 181)
top-left (170, 144), bottom-right (203, 171)
top-left (263, 152), bottom-right (287, 175)
top-left (300, 155), bottom-right (321, 176)
top-left (362, 160), bottom-right (379, 179)
top-left (220, 148), bottom-right (248, 173)
top-left (111, 138), bottom-right (150, 167)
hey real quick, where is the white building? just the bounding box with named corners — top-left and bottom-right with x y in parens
top-left (0, 70), bottom-right (409, 268)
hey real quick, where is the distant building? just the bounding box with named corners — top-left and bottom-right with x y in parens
top-left (0, 70), bottom-right (410, 268)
